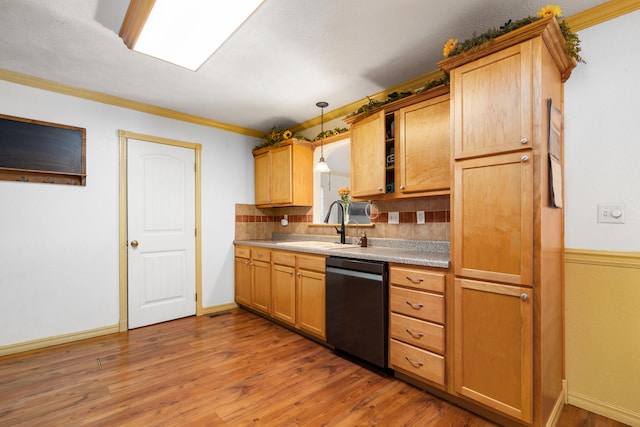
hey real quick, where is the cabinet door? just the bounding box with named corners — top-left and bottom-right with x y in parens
top-left (454, 278), bottom-right (532, 423)
top-left (272, 263), bottom-right (296, 325)
top-left (254, 151), bottom-right (271, 205)
top-left (270, 145), bottom-right (293, 204)
top-left (452, 42), bottom-right (533, 159)
top-left (252, 259), bottom-right (271, 314)
top-left (398, 96), bottom-right (451, 194)
top-left (297, 269), bottom-right (325, 339)
top-left (350, 111), bottom-right (386, 198)
top-left (234, 256), bottom-right (251, 306)
top-left (453, 151), bottom-right (533, 285)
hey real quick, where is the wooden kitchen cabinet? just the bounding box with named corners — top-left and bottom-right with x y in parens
top-left (450, 42), bottom-right (533, 160)
top-left (438, 17), bottom-right (574, 427)
top-left (454, 278), bottom-right (533, 423)
top-left (253, 139), bottom-right (313, 207)
top-left (271, 252), bottom-right (296, 326)
top-left (296, 254), bottom-right (326, 338)
top-left (345, 86), bottom-right (451, 200)
top-left (271, 251), bottom-right (327, 340)
top-left (453, 151), bottom-right (533, 285)
top-left (349, 110), bottom-right (387, 198)
top-left (251, 248), bottom-right (271, 314)
top-left (234, 246), bottom-right (252, 306)
top-left (234, 246), bottom-right (271, 315)
top-left (397, 94), bottom-right (450, 196)
top-left (388, 264), bottom-right (446, 387)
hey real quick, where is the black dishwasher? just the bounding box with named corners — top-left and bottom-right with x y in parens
top-left (326, 257), bottom-right (388, 369)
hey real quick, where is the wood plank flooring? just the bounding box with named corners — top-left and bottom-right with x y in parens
top-left (0, 309), bottom-right (630, 426)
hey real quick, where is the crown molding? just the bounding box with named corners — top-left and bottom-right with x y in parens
top-left (0, 69), bottom-right (264, 138)
top-left (564, 0), bottom-right (640, 31)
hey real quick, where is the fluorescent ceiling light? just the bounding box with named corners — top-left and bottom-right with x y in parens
top-left (120, 0), bottom-right (263, 71)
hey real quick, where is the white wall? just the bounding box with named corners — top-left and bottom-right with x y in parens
top-left (564, 9), bottom-right (640, 252)
top-left (0, 80), bottom-right (257, 346)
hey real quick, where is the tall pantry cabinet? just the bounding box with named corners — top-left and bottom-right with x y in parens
top-left (438, 17), bottom-right (575, 427)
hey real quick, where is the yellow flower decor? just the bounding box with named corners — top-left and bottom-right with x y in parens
top-left (442, 38), bottom-right (458, 57)
top-left (442, 4), bottom-right (583, 64)
top-left (538, 4), bottom-right (562, 19)
top-left (254, 126), bottom-right (303, 151)
top-left (337, 186), bottom-right (351, 205)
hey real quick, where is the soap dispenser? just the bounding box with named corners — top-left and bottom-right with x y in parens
top-left (360, 231), bottom-right (368, 248)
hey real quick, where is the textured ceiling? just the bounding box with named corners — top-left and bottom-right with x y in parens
top-left (0, 0), bottom-right (607, 135)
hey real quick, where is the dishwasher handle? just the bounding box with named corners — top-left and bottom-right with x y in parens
top-left (326, 266), bottom-right (383, 282)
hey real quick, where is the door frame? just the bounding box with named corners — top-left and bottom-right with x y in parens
top-left (118, 130), bottom-right (203, 331)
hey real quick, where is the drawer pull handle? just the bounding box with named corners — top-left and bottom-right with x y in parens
top-left (406, 328), bottom-right (424, 338)
top-left (406, 276), bottom-right (424, 283)
top-left (405, 356), bottom-right (423, 368)
top-left (406, 301), bottom-right (424, 310)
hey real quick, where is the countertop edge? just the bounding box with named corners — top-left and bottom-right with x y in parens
top-left (234, 240), bottom-right (451, 270)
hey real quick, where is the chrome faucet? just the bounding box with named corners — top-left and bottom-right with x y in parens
top-left (323, 200), bottom-right (346, 244)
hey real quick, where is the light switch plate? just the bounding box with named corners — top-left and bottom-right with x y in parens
top-left (416, 211), bottom-right (425, 224)
top-left (597, 204), bottom-right (625, 224)
top-left (388, 211), bottom-right (399, 224)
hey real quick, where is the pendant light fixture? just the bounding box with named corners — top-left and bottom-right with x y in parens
top-left (314, 101), bottom-right (331, 173)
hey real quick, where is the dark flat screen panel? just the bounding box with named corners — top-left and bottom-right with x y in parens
top-left (0, 114), bottom-right (86, 185)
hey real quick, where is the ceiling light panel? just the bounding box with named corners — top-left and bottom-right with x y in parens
top-left (133, 0), bottom-right (264, 71)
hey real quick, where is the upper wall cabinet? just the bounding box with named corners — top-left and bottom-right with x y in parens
top-left (253, 139), bottom-right (313, 207)
top-left (397, 94), bottom-right (450, 196)
top-left (450, 43), bottom-right (533, 159)
top-left (344, 86), bottom-right (451, 201)
top-left (349, 110), bottom-right (387, 198)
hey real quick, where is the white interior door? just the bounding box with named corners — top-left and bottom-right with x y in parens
top-left (127, 139), bottom-right (196, 329)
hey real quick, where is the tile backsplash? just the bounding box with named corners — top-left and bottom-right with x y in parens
top-left (235, 196), bottom-right (450, 241)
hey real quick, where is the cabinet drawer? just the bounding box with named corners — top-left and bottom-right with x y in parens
top-left (297, 254), bottom-right (326, 272)
top-left (390, 313), bottom-right (444, 354)
top-left (390, 266), bottom-right (445, 293)
top-left (272, 251), bottom-right (296, 267)
top-left (252, 248), bottom-right (271, 262)
top-left (235, 246), bottom-right (250, 259)
top-left (390, 286), bottom-right (444, 323)
top-left (389, 339), bottom-right (444, 386)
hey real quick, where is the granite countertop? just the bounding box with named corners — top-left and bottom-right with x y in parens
top-left (234, 234), bottom-right (450, 269)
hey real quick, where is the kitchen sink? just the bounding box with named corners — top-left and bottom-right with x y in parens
top-left (275, 241), bottom-right (359, 250)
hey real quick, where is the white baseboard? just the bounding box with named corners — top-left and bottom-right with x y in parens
top-left (0, 324), bottom-right (120, 357)
top-left (568, 391), bottom-right (640, 426)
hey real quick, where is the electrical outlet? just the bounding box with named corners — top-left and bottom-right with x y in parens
top-left (416, 210), bottom-right (425, 224)
top-left (597, 204), bottom-right (625, 224)
top-left (388, 211), bottom-right (399, 224)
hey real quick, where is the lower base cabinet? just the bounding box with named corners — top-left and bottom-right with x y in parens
top-left (388, 264), bottom-right (447, 387)
top-left (239, 248), bottom-right (327, 341)
top-left (234, 246), bottom-right (271, 314)
top-left (454, 278), bottom-right (533, 423)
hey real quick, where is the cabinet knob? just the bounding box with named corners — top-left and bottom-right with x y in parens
top-left (400, 185), bottom-right (405, 190)
top-left (520, 137), bottom-right (529, 144)
top-left (377, 186), bottom-right (383, 192)
top-left (520, 293), bottom-right (529, 301)
top-left (296, 272), bottom-right (301, 277)
top-left (521, 155), bottom-right (529, 162)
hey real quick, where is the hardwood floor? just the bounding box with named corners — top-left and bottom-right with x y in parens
top-left (0, 309), bottom-right (629, 426)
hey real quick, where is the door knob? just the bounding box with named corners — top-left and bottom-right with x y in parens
top-left (131, 240), bottom-right (139, 248)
